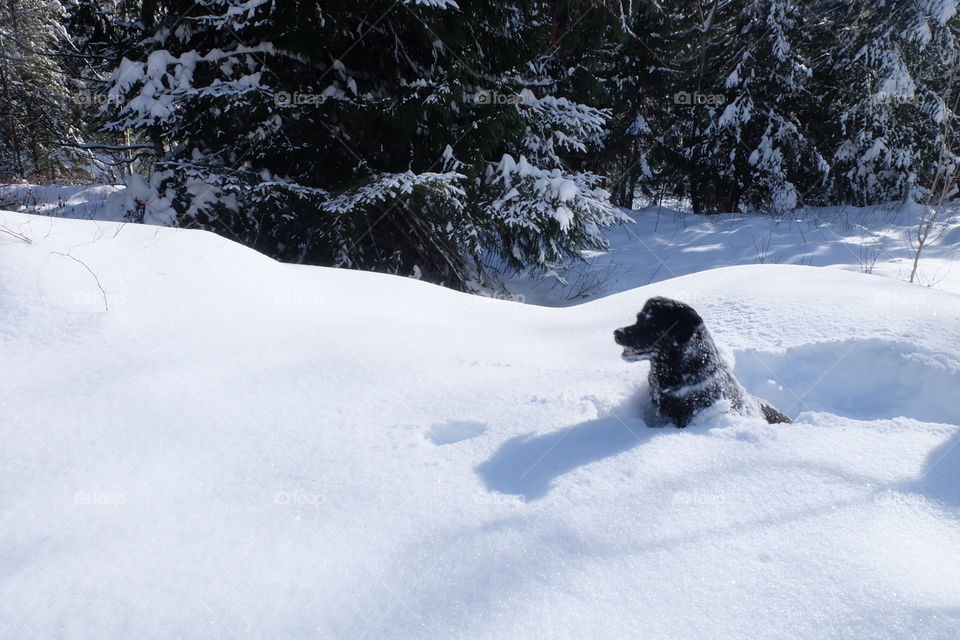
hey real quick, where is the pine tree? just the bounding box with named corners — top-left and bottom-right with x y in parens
top-left (818, 0), bottom-right (959, 205)
top-left (698, 0), bottom-right (827, 214)
top-left (600, 0), bottom-right (960, 214)
top-left (60, 0), bottom-right (148, 179)
top-left (0, 0), bottom-right (83, 179)
top-left (599, 0), bottom-right (739, 213)
top-left (102, 0), bottom-right (626, 289)
top-left (580, 1), bottom-right (675, 210)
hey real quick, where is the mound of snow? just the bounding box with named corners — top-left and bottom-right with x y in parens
top-left (0, 183), bottom-right (124, 221)
top-left (736, 339), bottom-right (960, 423)
top-left (9, 184), bottom-right (958, 304)
top-left (1, 210), bottom-right (959, 639)
top-left (507, 203), bottom-right (960, 305)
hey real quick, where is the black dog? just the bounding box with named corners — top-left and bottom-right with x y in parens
top-left (614, 297), bottom-right (791, 427)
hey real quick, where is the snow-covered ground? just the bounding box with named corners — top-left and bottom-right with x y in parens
top-left (1, 208), bottom-right (959, 639)
top-left (4, 183), bottom-right (958, 303)
top-left (0, 183), bottom-right (124, 222)
top-left (505, 203), bottom-right (960, 305)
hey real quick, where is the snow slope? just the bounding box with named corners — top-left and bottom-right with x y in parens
top-left (0, 183), bottom-right (124, 221)
top-left (506, 203), bottom-right (960, 305)
top-left (5, 183), bottom-right (958, 303)
top-left (1, 209), bottom-right (959, 639)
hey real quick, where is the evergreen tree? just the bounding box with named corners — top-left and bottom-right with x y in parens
top-left (815, 0), bottom-right (958, 205)
top-left (601, 0), bottom-right (742, 213)
top-left (0, 0), bottom-right (82, 179)
top-left (102, 0), bottom-right (626, 289)
top-left (61, 0), bottom-right (148, 178)
top-left (601, 0), bottom-right (959, 213)
top-left (698, 0), bottom-right (827, 214)
top-left (578, 1), bottom-right (674, 209)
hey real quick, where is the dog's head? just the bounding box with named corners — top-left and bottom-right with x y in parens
top-left (613, 297), bottom-right (704, 362)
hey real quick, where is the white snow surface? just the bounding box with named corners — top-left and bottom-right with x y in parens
top-left (1, 209), bottom-right (959, 639)
top-left (506, 203), bottom-right (960, 305)
top-left (0, 183), bottom-right (124, 221)
top-left (5, 185), bottom-right (959, 301)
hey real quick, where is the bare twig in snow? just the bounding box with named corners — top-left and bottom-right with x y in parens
top-left (910, 49), bottom-right (960, 283)
top-left (0, 224), bottom-right (32, 243)
top-left (51, 251), bottom-right (109, 311)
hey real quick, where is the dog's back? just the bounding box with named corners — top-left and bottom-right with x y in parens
top-left (648, 323), bottom-right (747, 427)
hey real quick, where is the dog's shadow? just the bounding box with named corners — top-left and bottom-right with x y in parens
top-left (475, 393), bottom-right (655, 501)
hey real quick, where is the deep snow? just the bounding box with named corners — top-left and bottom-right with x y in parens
top-left (1, 208), bottom-right (959, 639)
top-left (505, 203), bottom-right (960, 305)
top-left (0, 183), bottom-right (124, 222)
top-left (4, 183), bottom-right (959, 302)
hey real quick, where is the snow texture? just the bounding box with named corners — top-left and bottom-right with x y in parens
top-left (506, 202), bottom-right (960, 304)
top-left (0, 208), bottom-right (958, 639)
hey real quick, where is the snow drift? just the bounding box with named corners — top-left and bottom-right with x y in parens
top-left (1, 210), bottom-right (959, 639)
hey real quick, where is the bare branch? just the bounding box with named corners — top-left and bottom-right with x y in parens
top-left (50, 251), bottom-right (109, 311)
top-left (0, 225), bottom-right (32, 243)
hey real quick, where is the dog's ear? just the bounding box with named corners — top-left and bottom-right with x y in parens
top-left (669, 303), bottom-right (704, 344)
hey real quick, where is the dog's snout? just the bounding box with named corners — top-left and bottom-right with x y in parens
top-left (614, 328), bottom-right (625, 342)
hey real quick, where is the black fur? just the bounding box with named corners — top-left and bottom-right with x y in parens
top-left (614, 297), bottom-right (791, 428)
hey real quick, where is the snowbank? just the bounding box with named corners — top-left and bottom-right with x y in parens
top-left (507, 203), bottom-right (960, 304)
top-left (0, 183), bottom-right (124, 221)
top-left (1, 210), bottom-right (958, 639)
top-left (5, 183), bottom-right (958, 304)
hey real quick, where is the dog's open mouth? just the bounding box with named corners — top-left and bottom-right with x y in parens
top-left (621, 347), bottom-right (649, 362)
